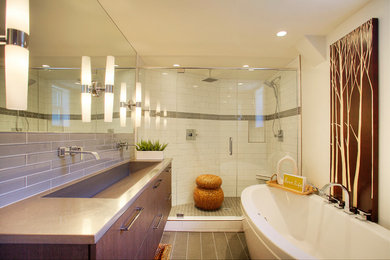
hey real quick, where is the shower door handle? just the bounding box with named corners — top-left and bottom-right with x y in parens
top-left (229, 137), bottom-right (233, 155)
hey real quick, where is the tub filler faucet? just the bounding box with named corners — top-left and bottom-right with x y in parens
top-left (319, 183), bottom-right (353, 214)
top-left (58, 146), bottom-right (100, 160)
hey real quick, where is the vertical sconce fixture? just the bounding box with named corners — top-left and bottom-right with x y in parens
top-left (135, 82), bottom-right (142, 127)
top-left (1, 0), bottom-right (30, 110)
top-left (144, 91), bottom-right (150, 128)
top-left (163, 108), bottom-right (167, 128)
top-left (81, 56), bottom-right (92, 122)
top-left (156, 102), bottom-right (161, 129)
top-left (119, 82), bottom-right (142, 127)
top-left (104, 56), bottom-right (115, 122)
top-left (120, 82), bottom-right (127, 127)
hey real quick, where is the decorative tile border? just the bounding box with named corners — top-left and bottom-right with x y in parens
top-left (0, 106), bottom-right (300, 122)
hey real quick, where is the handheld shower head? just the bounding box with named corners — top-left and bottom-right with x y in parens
top-left (264, 80), bottom-right (275, 89)
top-left (264, 76), bottom-right (281, 89)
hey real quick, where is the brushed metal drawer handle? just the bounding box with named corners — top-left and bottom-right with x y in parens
top-left (153, 179), bottom-right (162, 189)
top-left (120, 207), bottom-right (143, 231)
top-left (153, 214), bottom-right (163, 230)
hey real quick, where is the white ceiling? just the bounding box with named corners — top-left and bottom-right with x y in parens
top-left (98, 0), bottom-right (371, 67)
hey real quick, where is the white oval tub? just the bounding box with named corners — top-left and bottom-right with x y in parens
top-left (241, 184), bottom-right (390, 259)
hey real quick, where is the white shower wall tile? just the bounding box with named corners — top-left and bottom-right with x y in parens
top-left (138, 69), bottom-right (299, 206)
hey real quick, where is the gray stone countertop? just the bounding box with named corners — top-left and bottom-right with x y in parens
top-left (0, 158), bottom-right (172, 245)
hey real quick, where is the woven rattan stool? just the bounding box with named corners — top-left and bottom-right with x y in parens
top-left (194, 174), bottom-right (224, 210)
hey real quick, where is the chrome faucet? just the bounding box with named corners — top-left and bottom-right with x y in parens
top-left (58, 146), bottom-right (100, 160)
top-left (116, 141), bottom-right (129, 150)
top-left (319, 183), bottom-right (353, 214)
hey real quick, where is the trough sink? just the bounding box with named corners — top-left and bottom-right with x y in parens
top-left (44, 161), bottom-right (159, 199)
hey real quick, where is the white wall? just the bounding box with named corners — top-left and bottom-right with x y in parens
top-left (301, 0), bottom-right (390, 229)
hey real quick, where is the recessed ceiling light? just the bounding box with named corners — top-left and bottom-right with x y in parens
top-left (277, 31), bottom-right (287, 37)
top-left (162, 72), bottom-right (168, 75)
top-left (42, 64), bottom-right (50, 68)
top-left (173, 64), bottom-right (180, 67)
top-left (243, 65), bottom-right (249, 68)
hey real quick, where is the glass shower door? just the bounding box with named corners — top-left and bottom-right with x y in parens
top-left (236, 69), bottom-right (299, 197)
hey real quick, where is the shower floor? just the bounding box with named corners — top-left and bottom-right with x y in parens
top-left (169, 197), bottom-right (242, 217)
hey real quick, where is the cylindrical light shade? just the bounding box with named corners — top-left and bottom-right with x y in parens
top-left (120, 83), bottom-right (127, 127)
top-left (120, 107), bottom-right (126, 127)
top-left (104, 92), bottom-right (114, 122)
top-left (135, 82), bottom-right (142, 103)
top-left (81, 56), bottom-right (91, 86)
top-left (5, 45), bottom-right (29, 110)
top-left (144, 110), bottom-right (150, 128)
top-left (156, 103), bottom-right (160, 128)
top-left (105, 56), bottom-right (115, 85)
top-left (120, 83), bottom-right (127, 102)
top-left (6, 0), bottom-right (30, 34)
top-left (81, 93), bottom-right (91, 122)
top-left (135, 107), bottom-right (141, 127)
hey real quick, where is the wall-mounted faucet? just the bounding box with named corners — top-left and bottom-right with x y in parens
top-left (58, 146), bottom-right (100, 160)
top-left (319, 183), bottom-right (353, 214)
top-left (116, 141), bottom-right (129, 150)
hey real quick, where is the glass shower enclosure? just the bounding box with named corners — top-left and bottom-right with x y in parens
top-left (137, 67), bottom-right (300, 218)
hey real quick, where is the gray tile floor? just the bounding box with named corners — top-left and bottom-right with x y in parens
top-left (160, 231), bottom-right (250, 260)
top-left (169, 197), bottom-right (242, 217)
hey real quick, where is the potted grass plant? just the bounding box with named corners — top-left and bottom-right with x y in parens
top-left (135, 139), bottom-right (168, 160)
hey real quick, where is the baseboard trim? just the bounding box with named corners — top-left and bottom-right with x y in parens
top-left (164, 216), bottom-right (244, 232)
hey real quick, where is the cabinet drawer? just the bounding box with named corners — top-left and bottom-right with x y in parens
top-left (94, 184), bottom-right (156, 259)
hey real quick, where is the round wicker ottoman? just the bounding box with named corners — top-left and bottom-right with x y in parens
top-left (194, 174), bottom-right (224, 210)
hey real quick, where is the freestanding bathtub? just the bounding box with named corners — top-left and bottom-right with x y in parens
top-left (241, 184), bottom-right (390, 259)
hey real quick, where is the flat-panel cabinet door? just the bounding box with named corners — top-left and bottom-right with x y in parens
top-left (160, 167), bottom-right (172, 218)
top-left (136, 166), bottom-right (172, 259)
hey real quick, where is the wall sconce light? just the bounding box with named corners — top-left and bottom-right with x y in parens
top-left (0, 0), bottom-right (30, 110)
top-left (120, 82), bottom-right (127, 127)
top-left (135, 82), bottom-right (142, 127)
top-left (104, 56), bottom-right (115, 122)
top-left (81, 56), bottom-right (92, 122)
top-left (119, 82), bottom-right (142, 127)
top-left (156, 102), bottom-right (161, 129)
top-left (144, 91), bottom-right (150, 128)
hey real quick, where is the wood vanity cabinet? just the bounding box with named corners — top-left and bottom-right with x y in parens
top-left (0, 163), bottom-right (172, 260)
top-left (135, 166), bottom-right (172, 260)
top-left (93, 164), bottom-right (172, 260)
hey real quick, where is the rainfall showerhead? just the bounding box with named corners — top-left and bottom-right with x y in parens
top-left (202, 70), bottom-right (218, 83)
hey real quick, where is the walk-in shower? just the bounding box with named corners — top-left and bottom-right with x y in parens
top-left (137, 67), bottom-right (300, 219)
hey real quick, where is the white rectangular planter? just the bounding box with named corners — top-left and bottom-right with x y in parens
top-left (136, 151), bottom-right (164, 160)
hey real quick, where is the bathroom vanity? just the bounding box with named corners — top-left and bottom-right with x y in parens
top-left (0, 159), bottom-right (172, 260)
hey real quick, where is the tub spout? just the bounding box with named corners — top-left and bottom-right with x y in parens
top-left (319, 183), bottom-right (353, 214)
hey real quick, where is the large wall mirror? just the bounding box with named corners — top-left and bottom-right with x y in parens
top-left (0, 0), bottom-right (137, 133)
